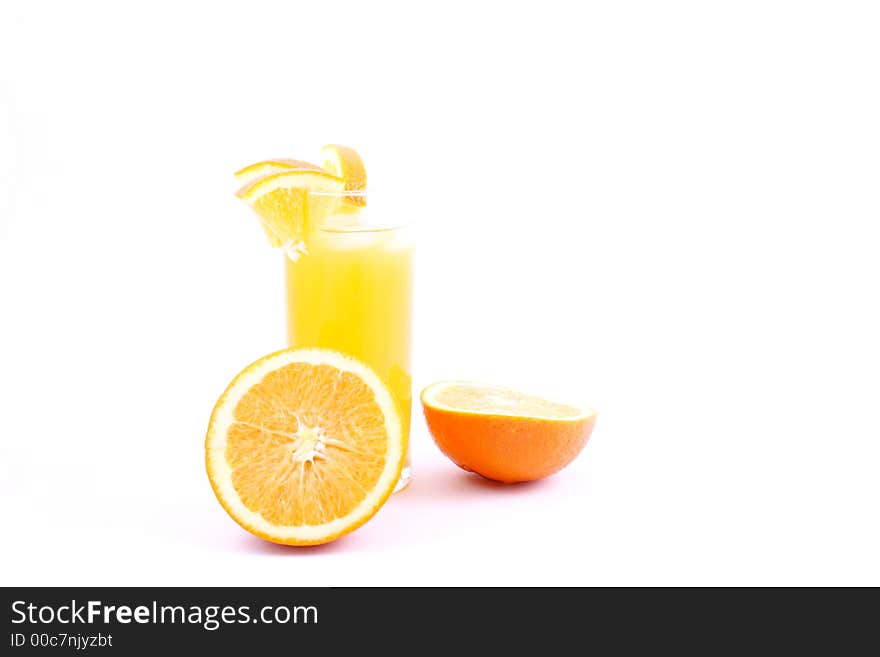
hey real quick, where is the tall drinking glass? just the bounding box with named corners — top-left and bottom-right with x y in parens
top-left (284, 190), bottom-right (413, 491)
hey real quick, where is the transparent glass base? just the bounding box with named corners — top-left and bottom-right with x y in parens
top-left (393, 461), bottom-right (412, 493)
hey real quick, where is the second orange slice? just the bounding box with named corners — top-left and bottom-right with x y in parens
top-left (321, 144), bottom-right (367, 206)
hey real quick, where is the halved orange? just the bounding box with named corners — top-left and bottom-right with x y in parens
top-left (421, 382), bottom-right (597, 483)
top-left (321, 144), bottom-right (367, 206)
top-left (236, 169), bottom-right (344, 254)
top-left (206, 348), bottom-right (405, 546)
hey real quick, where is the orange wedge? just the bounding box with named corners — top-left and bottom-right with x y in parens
top-left (321, 144), bottom-right (367, 206)
top-left (236, 169), bottom-right (344, 253)
top-left (234, 158), bottom-right (326, 187)
top-left (206, 348), bottom-right (405, 546)
top-left (421, 382), bottom-right (597, 483)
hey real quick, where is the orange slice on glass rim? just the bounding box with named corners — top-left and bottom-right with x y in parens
top-left (234, 158), bottom-right (326, 187)
top-left (236, 168), bottom-right (343, 253)
top-left (321, 144), bottom-right (367, 206)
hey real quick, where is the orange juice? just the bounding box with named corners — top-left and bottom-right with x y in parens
top-left (285, 204), bottom-right (414, 487)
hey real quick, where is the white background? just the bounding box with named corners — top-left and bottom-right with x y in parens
top-left (1, 1), bottom-right (879, 586)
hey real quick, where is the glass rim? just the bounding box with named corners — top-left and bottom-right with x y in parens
top-left (317, 223), bottom-right (408, 234)
top-left (309, 189), bottom-right (369, 198)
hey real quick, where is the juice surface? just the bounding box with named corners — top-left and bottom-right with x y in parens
top-left (285, 217), bottom-right (414, 441)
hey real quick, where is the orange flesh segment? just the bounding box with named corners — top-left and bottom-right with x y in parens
top-left (250, 185), bottom-right (308, 244)
top-left (227, 363), bottom-right (388, 526)
top-left (433, 384), bottom-right (584, 419)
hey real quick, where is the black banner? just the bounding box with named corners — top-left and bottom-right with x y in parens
top-left (1, 587), bottom-right (875, 652)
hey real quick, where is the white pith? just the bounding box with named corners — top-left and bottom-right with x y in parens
top-left (288, 423), bottom-right (327, 465)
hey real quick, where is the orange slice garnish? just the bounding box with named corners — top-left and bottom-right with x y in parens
top-left (236, 168), bottom-right (343, 254)
top-left (234, 158), bottom-right (326, 187)
top-left (321, 144), bottom-right (367, 206)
